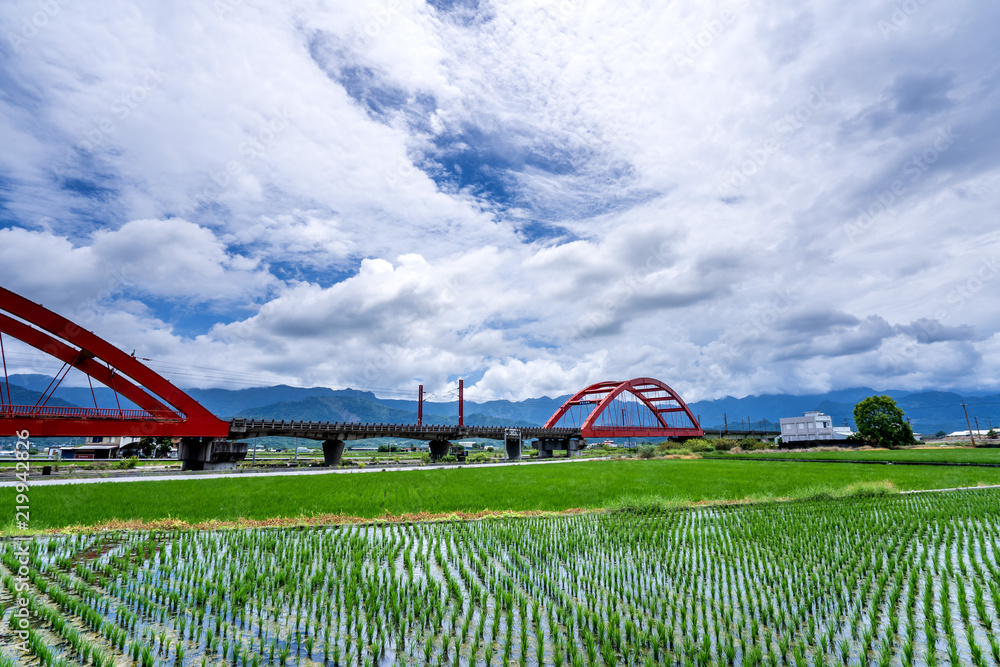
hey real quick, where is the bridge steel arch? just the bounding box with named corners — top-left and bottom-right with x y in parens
top-left (543, 377), bottom-right (703, 439)
top-left (0, 286), bottom-right (230, 438)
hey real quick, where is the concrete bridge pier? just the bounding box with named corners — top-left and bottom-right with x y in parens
top-left (504, 429), bottom-right (522, 460)
top-left (322, 439), bottom-right (346, 466)
top-left (535, 437), bottom-right (559, 459)
top-left (178, 437), bottom-right (248, 471)
top-left (428, 439), bottom-right (451, 461)
top-left (567, 437), bottom-right (586, 458)
top-left (535, 436), bottom-right (587, 459)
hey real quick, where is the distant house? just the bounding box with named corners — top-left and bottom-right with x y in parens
top-left (60, 435), bottom-right (141, 460)
top-left (779, 411), bottom-right (851, 443)
top-left (60, 444), bottom-right (120, 460)
top-left (946, 429), bottom-right (992, 438)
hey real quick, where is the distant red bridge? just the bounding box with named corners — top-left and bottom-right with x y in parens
top-left (1, 286), bottom-right (705, 469)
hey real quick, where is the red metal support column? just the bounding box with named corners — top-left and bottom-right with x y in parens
top-left (418, 384), bottom-right (423, 426)
top-left (458, 379), bottom-right (464, 427)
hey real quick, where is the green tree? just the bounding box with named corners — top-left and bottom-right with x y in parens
top-left (122, 437), bottom-right (174, 458)
top-left (852, 395), bottom-right (915, 448)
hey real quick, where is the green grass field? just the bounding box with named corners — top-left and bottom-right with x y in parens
top-left (5, 458), bottom-right (1000, 532)
top-left (705, 446), bottom-right (1000, 464)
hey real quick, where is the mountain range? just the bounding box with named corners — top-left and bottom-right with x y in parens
top-left (4, 374), bottom-right (997, 436)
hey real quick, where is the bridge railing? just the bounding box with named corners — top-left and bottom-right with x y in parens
top-left (0, 405), bottom-right (184, 421)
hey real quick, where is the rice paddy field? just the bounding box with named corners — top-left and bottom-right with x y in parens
top-left (2, 487), bottom-right (999, 666)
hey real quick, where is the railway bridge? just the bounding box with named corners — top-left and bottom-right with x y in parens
top-left (1, 286), bottom-right (708, 470)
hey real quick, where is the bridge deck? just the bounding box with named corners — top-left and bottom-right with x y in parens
top-left (228, 419), bottom-right (581, 441)
top-left (227, 419), bottom-right (778, 442)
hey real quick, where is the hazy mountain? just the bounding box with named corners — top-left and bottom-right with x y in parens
top-left (7, 373), bottom-right (140, 410)
top-left (0, 381), bottom-right (78, 409)
top-left (5, 373), bottom-right (997, 434)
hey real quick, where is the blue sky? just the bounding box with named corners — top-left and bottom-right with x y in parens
top-left (1, 0), bottom-right (999, 401)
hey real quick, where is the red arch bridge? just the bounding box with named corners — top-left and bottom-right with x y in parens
top-left (0, 286), bottom-right (706, 470)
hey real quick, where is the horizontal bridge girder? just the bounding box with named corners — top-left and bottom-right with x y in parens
top-left (228, 419), bottom-right (581, 442)
top-left (584, 427), bottom-right (704, 438)
top-left (6, 417), bottom-right (227, 438)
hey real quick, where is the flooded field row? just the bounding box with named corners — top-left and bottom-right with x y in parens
top-left (1, 489), bottom-right (998, 666)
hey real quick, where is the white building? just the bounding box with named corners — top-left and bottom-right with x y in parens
top-left (779, 411), bottom-right (851, 442)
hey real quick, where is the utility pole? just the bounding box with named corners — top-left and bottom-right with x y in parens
top-left (723, 413), bottom-right (727, 436)
top-left (962, 402), bottom-right (976, 446)
top-left (748, 416), bottom-right (752, 434)
top-left (253, 437), bottom-right (257, 464)
top-left (458, 379), bottom-right (464, 427)
top-left (418, 384), bottom-right (424, 426)
top-left (974, 416), bottom-right (981, 436)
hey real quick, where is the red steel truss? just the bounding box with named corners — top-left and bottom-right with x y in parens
top-left (543, 377), bottom-right (703, 438)
top-left (0, 286), bottom-right (229, 438)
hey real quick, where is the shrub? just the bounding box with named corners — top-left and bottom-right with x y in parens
top-left (711, 438), bottom-right (738, 452)
top-left (523, 448), bottom-right (538, 458)
top-left (636, 445), bottom-right (656, 459)
top-left (440, 455), bottom-right (457, 463)
top-left (685, 439), bottom-right (715, 453)
top-left (115, 456), bottom-right (139, 470)
top-left (419, 453), bottom-right (430, 464)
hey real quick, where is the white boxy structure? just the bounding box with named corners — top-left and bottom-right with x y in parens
top-left (779, 411), bottom-right (852, 443)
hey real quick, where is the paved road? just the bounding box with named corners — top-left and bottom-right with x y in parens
top-left (0, 455), bottom-right (604, 487)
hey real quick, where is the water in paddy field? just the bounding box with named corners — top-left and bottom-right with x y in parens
top-left (1, 490), bottom-right (999, 666)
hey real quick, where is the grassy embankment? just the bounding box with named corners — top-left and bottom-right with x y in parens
top-left (704, 446), bottom-right (1000, 464)
top-left (4, 457), bottom-right (1000, 533)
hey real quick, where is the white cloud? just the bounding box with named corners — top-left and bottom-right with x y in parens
top-left (0, 220), bottom-right (275, 312)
